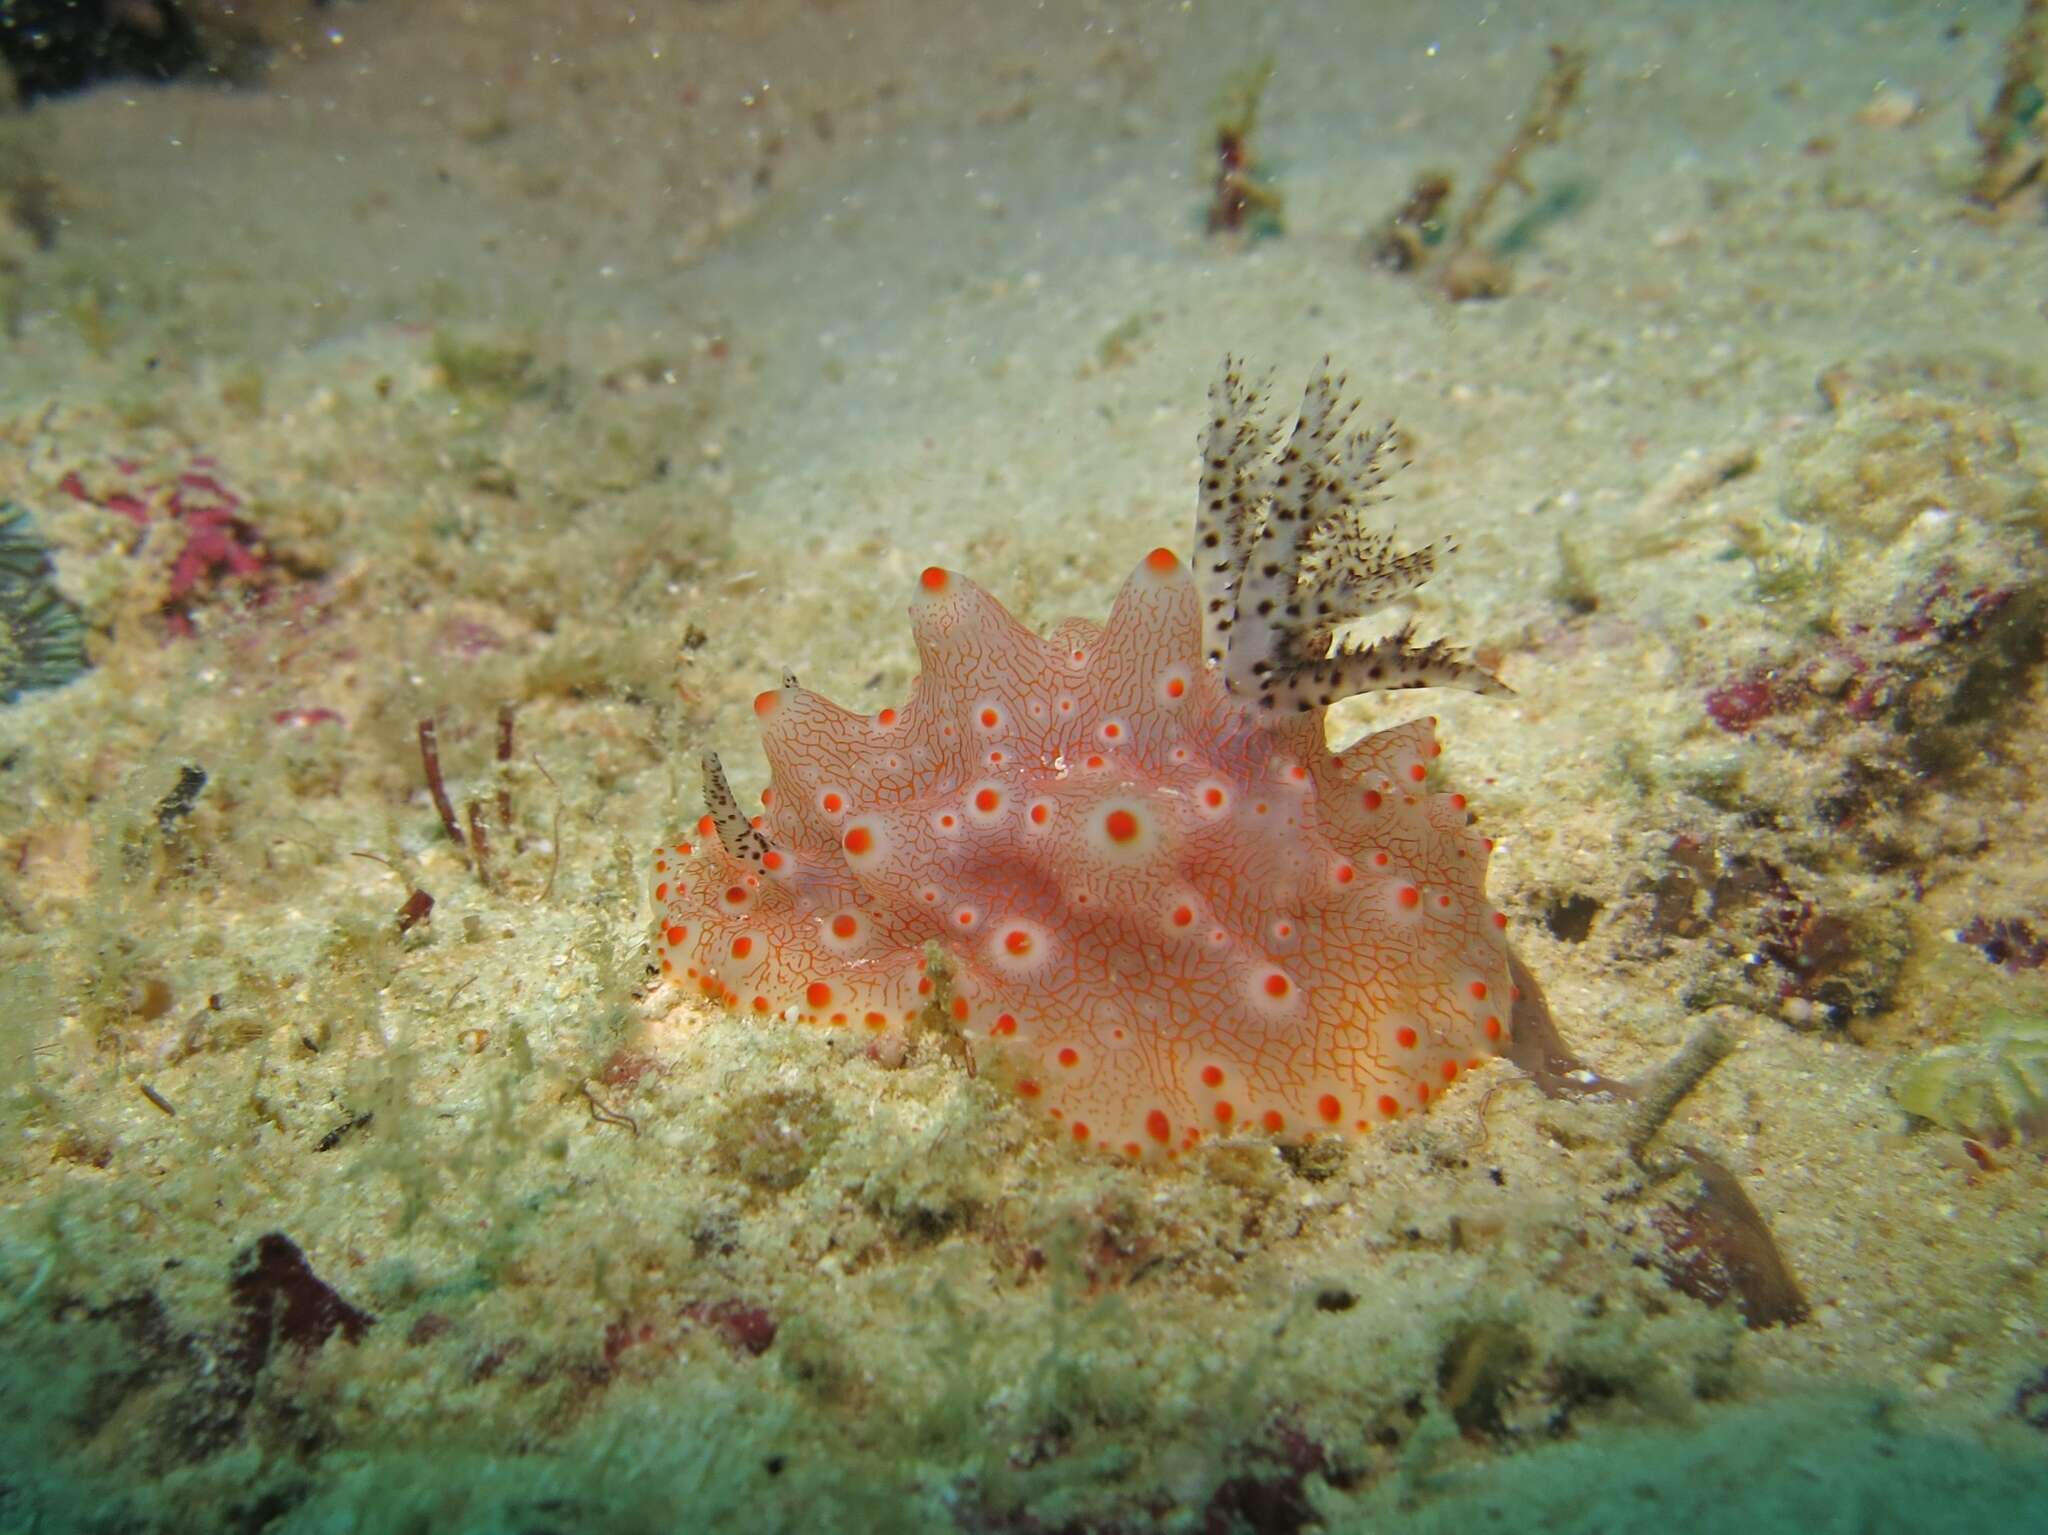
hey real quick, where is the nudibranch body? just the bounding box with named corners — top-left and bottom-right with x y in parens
top-left (652, 360), bottom-right (1512, 1161)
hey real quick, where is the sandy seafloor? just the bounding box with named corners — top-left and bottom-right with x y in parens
top-left (2, 0), bottom-right (2047, 1529)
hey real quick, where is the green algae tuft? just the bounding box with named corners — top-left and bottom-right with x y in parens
top-left (1892, 1009), bottom-right (2048, 1145)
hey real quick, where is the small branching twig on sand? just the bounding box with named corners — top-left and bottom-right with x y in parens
top-left (1372, 44), bottom-right (1586, 299)
top-left (1969, 0), bottom-right (2047, 211)
top-left (1205, 57), bottom-right (1284, 237)
top-left (416, 708), bottom-right (548, 893)
top-left (416, 718), bottom-right (467, 853)
top-left (1438, 43), bottom-right (1586, 300)
top-left (1625, 1011), bottom-right (1736, 1169)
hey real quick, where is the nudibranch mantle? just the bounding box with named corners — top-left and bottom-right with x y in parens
top-left (651, 359), bottom-right (1512, 1161)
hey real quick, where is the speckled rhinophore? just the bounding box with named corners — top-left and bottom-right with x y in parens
top-left (652, 360), bottom-right (1513, 1161)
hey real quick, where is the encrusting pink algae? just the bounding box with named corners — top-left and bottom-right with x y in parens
top-left (652, 360), bottom-right (1513, 1159)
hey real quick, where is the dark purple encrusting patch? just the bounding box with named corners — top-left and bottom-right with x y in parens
top-left (1704, 669), bottom-right (1792, 733)
top-left (1199, 1420), bottom-right (1350, 1535)
top-left (682, 1298), bottom-right (778, 1357)
top-left (1755, 899), bottom-right (1863, 1017)
top-left (1958, 915), bottom-right (2048, 974)
top-left (1645, 835), bottom-right (1786, 944)
top-left (43, 1232), bottom-right (373, 1473)
top-left (226, 1232), bottom-right (375, 1374)
top-left (1702, 574), bottom-right (2039, 745)
top-left (1645, 1150), bottom-right (1810, 1329)
top-left (1644, 836), bottom-right (1888, 1027)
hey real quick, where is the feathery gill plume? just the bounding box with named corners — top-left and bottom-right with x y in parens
top-left (1195, 358), bottom-right (1510, 712)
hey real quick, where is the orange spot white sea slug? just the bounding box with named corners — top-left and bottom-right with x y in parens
top-left (650, 359), bottom-right (1515, 1160)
